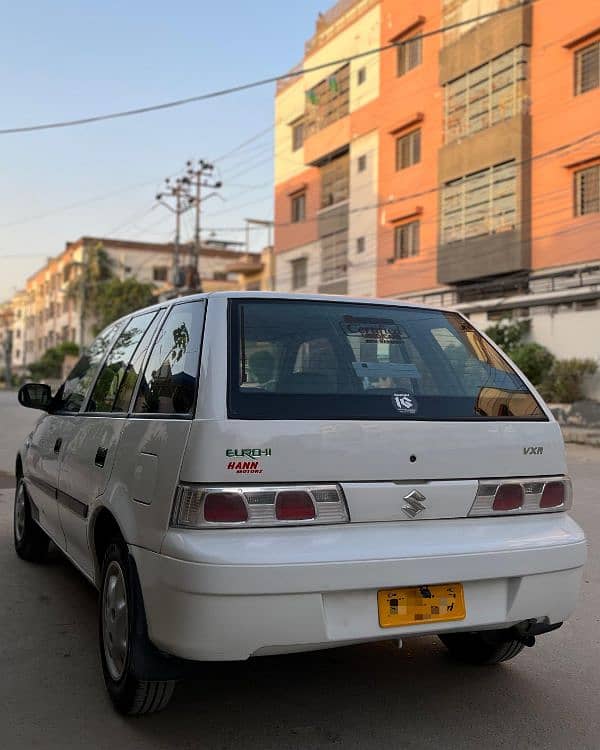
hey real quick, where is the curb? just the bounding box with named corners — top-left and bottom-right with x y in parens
top-left (561, 428), bottom-right (600, 447)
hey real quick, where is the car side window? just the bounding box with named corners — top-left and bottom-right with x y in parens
top-left (133, 301), bottom-right (205, 415)
top-left (53, 321), bottom-right (123, 413)
top-left (87, 312), bottom-right (157, 413)
top-left (111, 311), bottom-right (164, 413)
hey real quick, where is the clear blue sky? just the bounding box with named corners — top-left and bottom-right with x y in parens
top-left (0, 0), bottom-right (326, 301)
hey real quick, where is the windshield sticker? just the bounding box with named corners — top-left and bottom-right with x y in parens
top-left (341, 316), bottom-right (407, 343)
top-left (226, 448), bottom-right (272, 458)
top-left (353, 362), bottom-right (420, 380)
top-left (392, 393), bottom-right (418, 414)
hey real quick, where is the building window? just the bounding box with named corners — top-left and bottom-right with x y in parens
top-left (394, 221), bottom-right (420, 259)
top-left (397, 34), bottom-right (422, 77)
top-left (213, 271), bottom-right (228, 281)
top-left (396, 129), bottom-right (421, 171)
top-left (321, 231), bottom-right (348, 283)
top-left (291, 258), bottom-right (308, 289)
top-left (356, 236), bottom-right (365, 254)
top-left (442, 160), bottom-right (517, 244)
top-left (445, 46), bottom-right (529, 144)
top-left (292, 119), bottom-right (304, 151)
top-left (15, 329), bottom-right (21, 339)
top-left (357, 66), bottom-right (367, 85)
top-left (305, 64), bottom-right (350, 137)
top-left (153, 266), bottom-right (169, 282)
top-left (291, 192), bottom-right (306, 223)
top-left (357, 154), bottom-right (367, 173)
top-left (575, 41), bottom-right (599, 95)
top-left (321, 152), bottom-right (350, 208)
top-left (575, 164), bottom-right (600, 216)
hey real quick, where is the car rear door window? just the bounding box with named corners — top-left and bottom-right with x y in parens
top-left (229, 299), bottom-right (546, 421)
top-left (133, 301), bottom-right (205, 415)
top-left (87, 311), bottom-right (157, 413)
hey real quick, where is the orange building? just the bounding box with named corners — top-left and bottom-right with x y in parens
top-left (274, 0), bottom-right (600, 393)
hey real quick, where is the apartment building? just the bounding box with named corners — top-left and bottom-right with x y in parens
top-left (3, 236), bottom-right (261, 375)
top-left (274, 0), bottom-right (600, 393)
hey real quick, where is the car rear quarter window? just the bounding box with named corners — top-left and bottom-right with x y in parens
top-left (133, 300), bottom-right (205, 416)
top-left (228, 299), bottom-right (546, 421)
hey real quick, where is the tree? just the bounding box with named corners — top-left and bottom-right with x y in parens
top-left (29, 342), bottom-right (80, 380)
top-left (93, 277), bottom-right (156, 332)
top-left (485, 318), bottom-right (530, 355)
top-left (67, 242), bottom-right (156, 334)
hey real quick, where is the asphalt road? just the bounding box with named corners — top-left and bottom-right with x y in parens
top-left (0, 394), bottom-right (598, 748)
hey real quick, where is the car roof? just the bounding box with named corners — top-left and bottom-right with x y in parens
top-left (122, 290), bottom-right (452, 320)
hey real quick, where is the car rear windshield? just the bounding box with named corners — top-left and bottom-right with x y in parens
top-left (228, 299), bottom-right (546, 421)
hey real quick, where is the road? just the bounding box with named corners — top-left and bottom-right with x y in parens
top-left (0, 390), bottom-right (39, 476)
top-left (0, 392), bottom-right (598, 748)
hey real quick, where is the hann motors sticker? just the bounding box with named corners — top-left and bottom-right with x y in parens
top-left (226, 461), bottom-right (263, 475)
top-left (392, 393), bottom-right (418, 414)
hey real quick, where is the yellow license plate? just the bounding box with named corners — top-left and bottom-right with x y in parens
top-left (377, 583), bottom-right (466, 628)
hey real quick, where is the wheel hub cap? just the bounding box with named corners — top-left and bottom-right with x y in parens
top-left (14, 485), bottom-right (26, 543)
top-left (102, 561), bottom-right (129, 681)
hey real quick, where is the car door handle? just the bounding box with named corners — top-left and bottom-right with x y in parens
top-left (53, 438), bottom-right (62, 454)
top-left (94, 447), bottom-right (108, 468)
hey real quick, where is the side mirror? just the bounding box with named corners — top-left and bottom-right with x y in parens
top-left (18, 383), bottom-right (53, 411)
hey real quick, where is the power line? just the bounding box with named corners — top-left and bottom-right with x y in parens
top-left (0, 2), bottom-right (531, 136)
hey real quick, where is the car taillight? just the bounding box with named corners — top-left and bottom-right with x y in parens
top-left (171, 484), bottom-right (348, 528)
top-left (275, 491), bottom-right (315, 521)
top-left (469, 477), bottom-right (572, 517)
top-left (204, 492), bottom-right (248, 523)
top-left (492, 484), bottom-right (523, 511)
top-left (540, 481), bottom-right (565, 508)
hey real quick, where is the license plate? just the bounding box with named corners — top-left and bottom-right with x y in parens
top-left (377, 583), bottom-right (466, 628)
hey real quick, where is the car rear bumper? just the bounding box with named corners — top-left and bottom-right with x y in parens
top-left (131, 514), bottom-right (586, 661)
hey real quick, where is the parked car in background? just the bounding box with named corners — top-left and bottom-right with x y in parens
top-left (14, 292), bottom-right (586, 714)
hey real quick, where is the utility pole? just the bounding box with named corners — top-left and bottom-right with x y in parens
top-left (185, 159), bottom-right (222, 292)
top-left (156, 176), bottom-right (194, 292)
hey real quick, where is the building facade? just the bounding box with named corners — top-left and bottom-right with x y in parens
top-left (274, 0), bottom-right (600, 394)
top-left (2, 236), bottom-right (263, 376)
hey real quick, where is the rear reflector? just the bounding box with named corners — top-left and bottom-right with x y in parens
top-left (540, 481), bottom-right (565, 508)
top-left (492, 484), bottom-right (523, 511)
top-left (204, 492), bottom-right (248, 523)
top-left (470, 476), bottom-right (572, 517)
top-left (275, 490), bottom-right (315, 520)
top-left (171, 484), bottom-right (348, 528)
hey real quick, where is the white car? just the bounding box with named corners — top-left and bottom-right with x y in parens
top-left (14, 292), bottom-right (586, 714)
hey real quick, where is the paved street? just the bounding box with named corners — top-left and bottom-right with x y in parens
top-left (0, 395), bottom-right (597, 748)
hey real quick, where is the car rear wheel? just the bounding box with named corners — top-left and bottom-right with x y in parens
top-left (99, 541), bottom-right (176, 715)
top-left (14, 479), bottom-right (49, 562)
top-left (439, 631), bottom-right (525, 665)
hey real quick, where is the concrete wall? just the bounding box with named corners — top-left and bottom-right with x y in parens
top-left (348, 130), bottom-right (379, 297)
top-left (469, 308), bottom-right (600, 401)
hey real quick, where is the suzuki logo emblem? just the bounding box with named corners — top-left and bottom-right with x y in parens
top-left (402, 489), bottom-right (426, 518)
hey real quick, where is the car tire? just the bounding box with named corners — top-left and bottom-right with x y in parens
top-left (14, 478), bottom-right (50, 562)
top-left (439, 631), bottom-right (525, 665)
top-left (99, 541), bottom-right (176, 715)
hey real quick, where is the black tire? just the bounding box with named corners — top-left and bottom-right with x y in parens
top-left (99, 541), bottom-right (176, 715)
top-left (14, 478), bottom-right (50, 563)
top-left (439, 631), bottom-right (525, 665)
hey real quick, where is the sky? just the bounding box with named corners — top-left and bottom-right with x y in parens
top-left (0, 0), bottom-right (326, 301)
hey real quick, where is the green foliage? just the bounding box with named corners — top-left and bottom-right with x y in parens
top-left (539, 359), bottom-right (598, 403)
top-left (29, 341), bottom-right (80, 380)
top-left (484, 318), bottom-right (530, 355)
top-left (93, 277), bottom-right (156, 332)
top-left (510, 343), bottom-right (556, 387)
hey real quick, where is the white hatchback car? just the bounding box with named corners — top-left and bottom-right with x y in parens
top-left (14, 292), bottom-right (586, 714)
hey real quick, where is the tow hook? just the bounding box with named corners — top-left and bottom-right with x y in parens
top-left (512, 620), bottom-right (563, 647)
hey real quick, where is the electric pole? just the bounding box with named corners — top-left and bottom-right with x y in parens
top-left (184, 159), bottom-right (222, 292)
top-left (156, 176), bottom-right (194, 292)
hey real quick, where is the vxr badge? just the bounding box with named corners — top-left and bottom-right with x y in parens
top-left (402, 489), bottom-right (426, 518)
